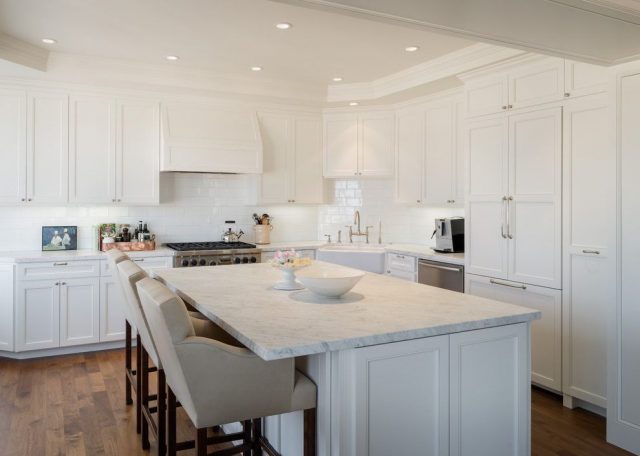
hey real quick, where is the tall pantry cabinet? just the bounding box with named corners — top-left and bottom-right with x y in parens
top-left (462, 56), bottom-right (613, 406)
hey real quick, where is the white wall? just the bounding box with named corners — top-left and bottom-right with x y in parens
top-left (318, 179), bottom-right (464, 246)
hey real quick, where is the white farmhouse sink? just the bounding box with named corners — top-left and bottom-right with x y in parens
top-left (316, 244), bottom-right (386, 274)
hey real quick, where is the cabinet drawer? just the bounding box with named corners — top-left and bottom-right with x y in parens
top-left (387, 269), bottom-right (416, 282)
top-left (386, 253), bottom-right (416, 273)
top-left (100, 256), bottom-right (173, 276)
top-left (17, 260), bottom-right (100, 281)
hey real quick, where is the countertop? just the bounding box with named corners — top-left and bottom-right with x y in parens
top-left (154, 262), bottom-right (539, 361)
top-left (384, 244), bottom-right (465, 265)
top-left (0, 247), bottom-right (177, 263)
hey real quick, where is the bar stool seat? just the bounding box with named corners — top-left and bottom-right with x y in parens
top-left (137, 277), bottom-right (318, 456)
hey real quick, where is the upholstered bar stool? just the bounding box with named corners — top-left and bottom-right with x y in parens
top-left (117, 259), bottom-right (236, 455)
top-left (137, 277), bottom-right (318, 456)
top-left (104, 249), bottom-right (138, 414)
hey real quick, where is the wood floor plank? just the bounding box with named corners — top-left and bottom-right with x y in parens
top-left (0, 350), bottom-right (634, 456)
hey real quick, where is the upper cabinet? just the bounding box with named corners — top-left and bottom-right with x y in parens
top-left (323, 110), bottom-right (394, 178)
top-left (161, 102), bottom-right (262, 174)
top-left (70, 96), bottom-right (160, 205)
top-left (0, 88), bottom-right (27, 204)
top-left (463, 57), bottom-right (606, 118)
top-left (256, 112), bottom-right (323, 204)
top-left (395, 96), bottom-right (463, 207)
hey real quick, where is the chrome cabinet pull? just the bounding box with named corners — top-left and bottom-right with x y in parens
top-left (507, 196), bottom-right (514, 239)
top-left (501, 196), bottom-right (508, 239)
top-left (490, 279), bottom-right (526, 290)
top-left (53, 262), bottom-right (68, 266)
top-left (582, 249), bottom-right (601, 255)
top-left (133, 258), bottom-right (145, 262)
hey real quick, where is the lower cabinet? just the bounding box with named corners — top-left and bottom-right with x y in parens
top-left (99, 276), bottom-right (127, 342)
top-left (0, 265), bottom-right (14, 351)
top-left (16, 279), bottom-right (60, 351)
top-left (465, 274), bottom-right (562, 392)
top-left (59, 277), bottom-right (100, 347)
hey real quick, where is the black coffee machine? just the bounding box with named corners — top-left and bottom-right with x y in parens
top-left (431, 217), bottom-right (465, 253)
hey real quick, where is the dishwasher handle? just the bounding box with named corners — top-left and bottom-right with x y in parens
top-left (418, 260), bottom-right (463, 273)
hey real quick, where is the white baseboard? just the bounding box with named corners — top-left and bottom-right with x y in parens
top-left (0, 340), bottom-right (129, 360)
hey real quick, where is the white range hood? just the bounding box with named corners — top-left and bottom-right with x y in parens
top-left (160, 102), bottom-right (263, 174)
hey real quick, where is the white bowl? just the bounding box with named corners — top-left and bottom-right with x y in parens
top-left (297, 266), bottom-right (365, 298)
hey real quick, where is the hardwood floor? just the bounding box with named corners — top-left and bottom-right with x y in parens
top-left (0, 349), bottom-right (634, 456)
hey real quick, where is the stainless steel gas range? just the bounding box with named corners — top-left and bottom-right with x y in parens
top-left (166, 242), bottom-right (261, 267)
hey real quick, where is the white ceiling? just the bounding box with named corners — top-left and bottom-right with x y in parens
top-left (0, 0), bottom-right (475, 87)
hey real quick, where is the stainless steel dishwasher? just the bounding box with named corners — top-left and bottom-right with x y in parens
top-left (418, 259), bottom-right (465, 293)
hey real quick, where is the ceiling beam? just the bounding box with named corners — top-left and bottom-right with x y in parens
top-left (0, 33), bottom-right (48, 71)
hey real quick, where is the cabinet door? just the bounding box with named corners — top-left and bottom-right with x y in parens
top-left (116, 100), bottom-right (160, 204)
top-left (26, 91), bottom-right (69, 204)
top-left (257, 113), bottom-right (291, 204)
top-left (0, 265), bottom-right (14, 351)
top-left (424, 102), bottom-right (454, 205)
top-left (292, 116), bottom-right (324, 204)
top-left (323, 113), bottom-right (358, 177)
top-left (358, 111), bottom-right (395, 177)
top-left (464, 73), bottom-right (508, 118)
top-left (465, 115), bottom-right (509, 279)
top-left (60, 277), bottom-right (100, 347)
top-left (69, 95), bottom-right (116, 203)
top-left (450, 323), bottom-right (530, 456)
top-left (453, 99), bottom-right (465, 206)
top-left (465, 274), bottom-right (562, 392)
top-left (562, 96), bottom-right (612, 408)
top-left (507, 107), bottom-right (562, 289)
top-left (508, 58), bottom-right (565, 110)
top-left (395, 109), bottom-right (424, 204)
top-left (0, 88), bottom-right (27, 203)
top-left (564, 60), bottom-right (607, 99)
top-left (354, 336), bottom-right (449, 456)
top-left (16, 279), bottom-right (60, 351)
top-left (100, 276), bottom-right (127, 342)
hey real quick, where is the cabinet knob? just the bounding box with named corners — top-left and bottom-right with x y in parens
top-left (117, 199), bottom-right (121, 202)
top-left (112, 199), bottom-right (116, 202)
top-left (55, 282), bottom-right (59, 286)
top-left (61, 282), bottom-right (66, 285)
top-left (502, 106), bottom-right (507, 110)
top-left (564, 92), bottom-right (570, 98)
top-left (416, 200), bottom-right (421, 203)
top-left (21, 198), bottom-right (25, 202)
top-left (508, 104), bottom-right (513, 109)
top-left (27, 198), bottom-right (32, 202)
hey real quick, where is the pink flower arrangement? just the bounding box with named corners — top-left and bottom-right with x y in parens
top-left (269, 249), bottom-right (312, 269)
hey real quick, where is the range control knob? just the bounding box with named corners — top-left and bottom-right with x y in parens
top-left (190, 259), bottom-right (198, 266)
top-left (242, 257), bottom-right (249, 264)
top-left (209, 260), bottom-right (217, 266)
top-left (181, 259), bottom-right (189, 267)
top-left (199, 259), bottom-right (207, 266)
top-left (250, 257), bottom-right (257, 263)
top-left (234, 257), bottom-right (242, 264)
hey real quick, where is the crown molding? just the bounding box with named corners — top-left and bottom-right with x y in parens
top-left (327, 43), bottom-right (524, 102)
top-left (0, 33), bottom-right (49, 71)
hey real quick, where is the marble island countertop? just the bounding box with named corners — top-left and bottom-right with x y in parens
top-left (153, 261), bottom-right (539, 361)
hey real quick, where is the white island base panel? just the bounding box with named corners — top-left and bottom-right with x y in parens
top-left (262, 322), bottom-right (531, 456)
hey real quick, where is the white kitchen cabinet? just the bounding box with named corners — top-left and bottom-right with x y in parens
top-left (465, 106), bottom-right (562, 289)
top-left (463, 56), bottom-right (565, 117)
top-left (465, 274), bottom-right (562, 392)
top-left (449, 323), bottom-right (530, 456)
top-left (395, 97), bottom-right (462, 207)
top-left (69, 95), bottom-right (117, 203)
top-left (353, 335), bottom-right (449, 456)
top-left (26, 91), bottom-right (69, 204)
top-left (324, 111), bottom-right (394, 178)
top-left (564, 60), bottom-right (608, 99)
top-left (257, 112), bottom-right (323, 205)
top-left (100, 276), bottom-right (127, 342)
top-left (15, 279), bottom-right (60, 351)
top-left (385, 252), bottom-right (417, 281)
top-left (0, 265), bottom-right (14, 351)
top-left (562, 95), bottom-right (612, 408)
top-left (59, 277), bottom-right (100, 347)
top-left (0, 88), bottom-right (27, 204)
top-left (116, 100), bottom-right (160, 204)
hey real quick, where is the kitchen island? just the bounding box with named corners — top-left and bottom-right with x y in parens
top-left (154, 262), bottom-right (540, 456)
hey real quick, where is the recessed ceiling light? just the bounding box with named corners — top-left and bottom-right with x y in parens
top-left (332, 77), bottom-right (343, 82)
top-left (165, 55), bottom-right (179, 61)
top-left (349, 102), bottom-right (359, 106)
top-left (251, 66), bottom-right (263, 72)
top-left (276, 22), bottom-right (292, 30)
top-left (41, 38), bottom-right (57, 44)
top-left (405, 45), bottom-right (420, 52)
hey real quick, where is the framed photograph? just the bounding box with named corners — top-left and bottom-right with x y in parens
top-left (42, 226), bottom-right (78, 251)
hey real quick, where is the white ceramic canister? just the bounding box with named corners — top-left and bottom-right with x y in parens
top-left (254, 224), bottom-right (273, 244)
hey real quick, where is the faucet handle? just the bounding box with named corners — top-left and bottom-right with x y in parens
top-left (324, 234), bottom-right (332, 243)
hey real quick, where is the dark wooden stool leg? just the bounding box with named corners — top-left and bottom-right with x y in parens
top-left (136, 334), bottom-right (142, 435)
top-left (141, 346), bottom-right (150, 450)
top-left (242, 420), bottom-right (252, 456)
top-left (167, 387), bottom-right (177, 456)
top-left (125, 320), bottom-right (133, 406)
top-left (196, 428), bottom-right (208, 456)
top-left (304, 408), bottom-right (316, 456)
top-left (158, 369), bottom-right (166, 456)
top-left (252, 418), bottom-right (262, 455)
